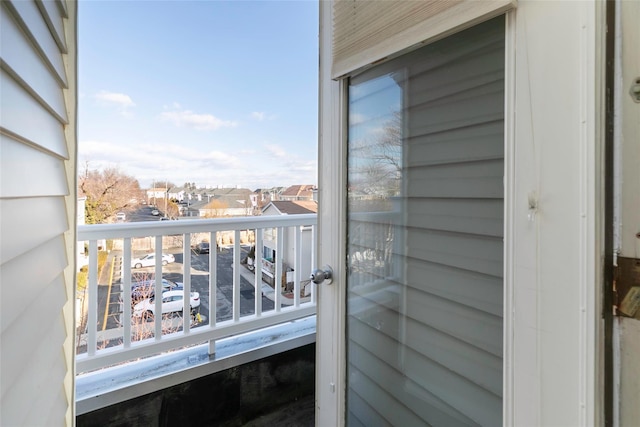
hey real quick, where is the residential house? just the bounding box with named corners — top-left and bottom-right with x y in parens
top-left (251, 186), bottom-right (285, 214)
top-left (167, 186), bottom-right (187, 202)
top-left (2, 1), bottom-right (639, 426)
top-left (146, 186), bottom-right (167, 205)
top-left (279, 184), bottom-right (316, 201)
top-left (198, 195), bottom-right (252, 218)
top-left (261, 201), bottom-right (318, 290)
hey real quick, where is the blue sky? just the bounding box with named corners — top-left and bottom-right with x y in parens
top-left (79, 1), bottom-right (318, 190)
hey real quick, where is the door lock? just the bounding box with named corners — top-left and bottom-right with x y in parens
top-left (310, 266), bottom-right (333, 285)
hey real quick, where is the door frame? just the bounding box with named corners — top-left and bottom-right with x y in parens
top-left (316, 1), bottom-right (605, 425)
top-left (316, 3), bottom-right (516, 424)
top-left (316, 2), bottom-right (346, 425)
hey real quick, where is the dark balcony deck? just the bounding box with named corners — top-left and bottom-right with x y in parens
top-left (77, 343), bottom-right (315, 426)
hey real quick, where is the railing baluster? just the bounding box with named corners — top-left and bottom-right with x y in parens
top-left (122, 238), bottom-right (132, 348)
top-left (232, 230), bottom-right (241, 322)
top-left (154, 236), bottom-right (163, 340)
top-left (254, 228), bottom-right (263, 317)
top-left (183, 233), bottom-right (191, 334)
top-left (209, 231), bottom-right (217, 355)
top-left (87, 240), bottom-right (98, 356)
top-left (275, 227), bottom-right (283, 312)
top-left (294, 226), bottom-right (301, 307)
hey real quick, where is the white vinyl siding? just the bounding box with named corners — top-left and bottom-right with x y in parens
top-left (346, 17), bottom-right (504, 426)
top-left (0, 134), bottom-right (69, 198)
top-left (0, 0), bottom-right (76, 425)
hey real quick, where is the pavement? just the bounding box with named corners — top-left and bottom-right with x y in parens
top-left (236, 262), bottom-right (312, 306)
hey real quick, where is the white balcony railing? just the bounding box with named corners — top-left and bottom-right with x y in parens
top-left (76, 214), bottom-right (317, 374)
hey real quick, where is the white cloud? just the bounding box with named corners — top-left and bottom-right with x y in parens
top-left (251, 111), bottom-right (277, 121)
top-left (349, 113), bottom-right (367, 126)
top-left (95, 90), bottom-right (135, 108)
top-left (79, 137), bottom-right (317, 191)
top-left (160, 109), bottom-right (238, 131)
top-left (265, 144), bottom-right (287, 158)
top-left (251, 111), bottom-right (266, 121)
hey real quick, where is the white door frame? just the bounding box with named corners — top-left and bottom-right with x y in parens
top-left (316, 1), bottom-right (605, 425)
top-left (316, 1), bottom-right (346, 425)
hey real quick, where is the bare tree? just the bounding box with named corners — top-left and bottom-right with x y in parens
top-left (165, 200), bottom-right (179, 219)
top-left (80, 163), bottom-right (144, 224)
top-left (349, 110), bottom-right (403, 197)
top-left (202, 199), bottom-right (229, 218)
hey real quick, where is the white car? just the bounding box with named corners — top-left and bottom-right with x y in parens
top-left (133, 290), bottom-right (200, 318)
top-left (130, 278), bottom-right (183, 301)
top-left (132, 253), bottom-right (175, 268)
top-left (116, 212), bottom-right (126, 221)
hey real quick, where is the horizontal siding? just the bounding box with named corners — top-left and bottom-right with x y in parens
top-left (346, 17), bottom-right (504, 425)
top-left (408, 162), bottom-right (504, 198)
top-left (25, 305), bottom-right (69, 426)
top-left (406, 228), bottom-right (503, 277)
top-left (1, 275), bottom-right (67, 426)
top-left (0, 68), bottom-right (68, 158)
top-left (36, 0), bottom-right (68, 53)
top-left (1, 270), bottom-right (67, 397)
top-left (407, 198), bottom-right (503, 237)
top-left (3, 0), bottom-right (67, 86)
top-left (349, 341), bottom-right (482, 426)
top-left (407, 121), bottom-right (504, 167)
top-left (349, 287), bottom-right (502, 395)
top-left (347, 391), bottom-right (389, 427)
top-left (0, 197), bottom-right (69, 265)
top-left (1, 7), bottom-right (68, 122)
top-left (54, 0), bottom-right (68, 19)
top-left (0, 236), bottom-right (69, 336)
top-left (0, 134), bottom-right (69, 198)
top-left (406, 258), bottom-right (502, 316)
top-left (0, 0), bottom-right (74, 424)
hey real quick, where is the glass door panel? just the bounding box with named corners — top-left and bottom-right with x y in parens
top-left (346, 17), bottom-right (505, 427)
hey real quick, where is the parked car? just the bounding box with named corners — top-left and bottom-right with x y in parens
top-left (194, 242), bottom-right (210, 254)
top-left (132, 253), bottom-right (175, 268)
top-left (133, 290), bottom-right (200, 318)
top-left (130, 278), bottom-right (183, 301)
top-left (116, 212), bottom-right (126, 221)
top-left (151, 209), bottom-right (160, 216)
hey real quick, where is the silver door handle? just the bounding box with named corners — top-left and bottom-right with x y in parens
top-left (310, 265), bottom-right (333, 285)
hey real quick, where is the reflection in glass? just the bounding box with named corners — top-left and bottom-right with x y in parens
top-left (346, 17), bottom-right (505, 426)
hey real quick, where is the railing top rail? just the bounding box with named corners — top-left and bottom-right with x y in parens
top-left (78, 213), bottom-right (317, 240)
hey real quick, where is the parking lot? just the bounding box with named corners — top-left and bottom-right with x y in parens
top-left (94, 246), bottom-right (275, 336)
